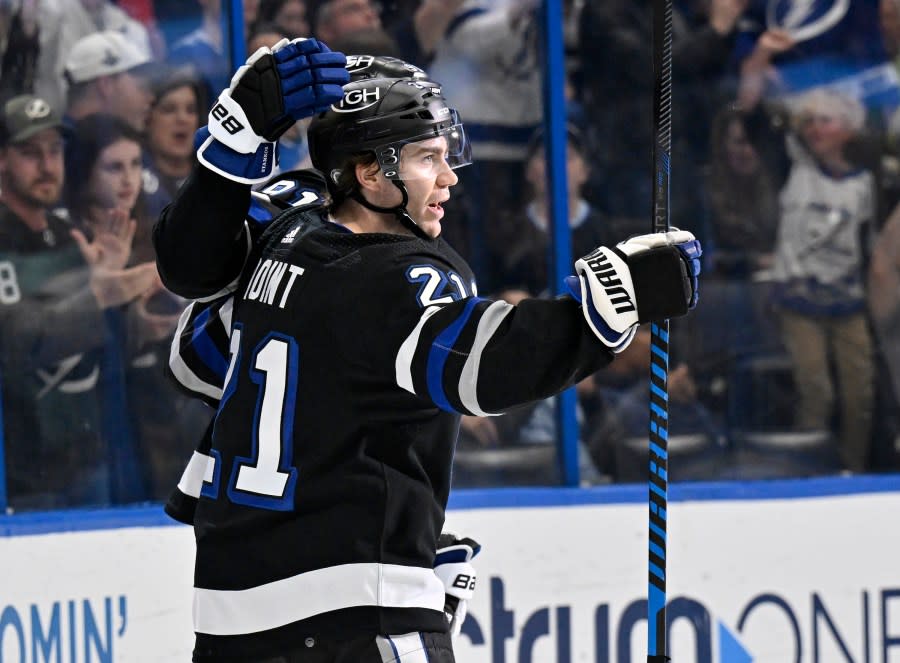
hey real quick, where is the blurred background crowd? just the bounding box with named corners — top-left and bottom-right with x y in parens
top-left (0, 0), bottom-right (899, 512)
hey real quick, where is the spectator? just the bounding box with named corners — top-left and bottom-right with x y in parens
top-left (0, 0), bottom-right (40, 102)
top-left (69, 0), bottom-right (153, 54)
top-left (312, 0), bottom-right (383, 43)
top-left (586, 325), bottom-right (724, 482)
top-left (427, 0), bottom-right (544, 278)
top-left (255, 0), bottom-right (310, 39)
top-left (483, 123), bottom-right (630, 295)
top-left (247, 21), bottom-right (291, 54)
top-left (63, 30), bottom-right (154, 132)
top-left (310, 0), bottom-right (463, 70)
top-left (869, 200), bottom-right (900, 406)
top-left (0, 95), bottom-right (157, 508)
top-left (26, 0), bottom-right (154, 113)
top-left (576, 0), bottom-right (747, 226)
top-left (705, 103), bottom-right (786, 277)
top-left (113, 0), bottom-right (167, 59)
top-left (65, 112), bottom-right (204, 499)
top-left (326, 22), bottom-right (401, 58)
top-left (381, 0), bottom-right (466, 68)
top-left (142, 67), bottom-right (205, 230)
top-left (771, 88), bottom-right (877, 473)
top-left (882, 0), bottom-right (900, 62)
top-left (309, 0), bottom-right (403, 62)
top-left (65, 114), bottom-right (150, 262)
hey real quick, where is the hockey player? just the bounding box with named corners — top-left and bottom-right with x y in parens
top-left (153, 41), bottom-right (702, 663)
top-left (160, 50), bottom-right (439, 519)
top-left (160, 46), bottom-right (483, 659)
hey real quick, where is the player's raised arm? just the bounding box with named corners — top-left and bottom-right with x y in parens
top-left (152, 39), bottom-right (348, 299)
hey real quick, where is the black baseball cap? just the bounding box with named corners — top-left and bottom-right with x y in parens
top-left (0, 95), bottom-right (66, 147)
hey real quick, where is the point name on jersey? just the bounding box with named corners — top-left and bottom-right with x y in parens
top-left (243, 258), bottom-right (305, 308)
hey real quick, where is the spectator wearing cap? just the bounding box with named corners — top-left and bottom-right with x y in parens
top-left (0, 95), bottom-right (68, 239)
top-left (64, 30), bottom-right (155, 132)
top-left (20, 0), bottom-right (154, 117)
top-left (0, 94), bottom-right (157, 509)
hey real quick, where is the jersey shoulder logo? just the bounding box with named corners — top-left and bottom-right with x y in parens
top-left (281, 225), bottom-right (301, 244)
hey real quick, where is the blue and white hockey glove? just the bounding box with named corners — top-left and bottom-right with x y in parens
top-left (197, 38), bottom-right (349, 184)
top-left (565, 230), bottom-right (701, 352)
top-left (434, 532), bottom-right (481, 638)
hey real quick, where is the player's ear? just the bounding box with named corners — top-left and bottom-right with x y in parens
top-left (355, 160), bottom-right (382, 192)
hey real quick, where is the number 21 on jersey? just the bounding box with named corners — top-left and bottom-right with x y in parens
top-left (210, 326), bottom-right (300, 511)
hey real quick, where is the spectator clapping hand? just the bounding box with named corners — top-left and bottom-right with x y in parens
top-left (71, 208), bottom-right (158, 308)
top-left (70, 208), bottom-right (136, 271)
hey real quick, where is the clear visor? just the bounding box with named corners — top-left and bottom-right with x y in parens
top-left (375, 122), bottom-right (472, 181)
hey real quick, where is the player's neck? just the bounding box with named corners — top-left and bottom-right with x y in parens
top-left (334, 198), bottom-right (409, 236)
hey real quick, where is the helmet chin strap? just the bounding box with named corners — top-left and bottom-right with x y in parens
top-left (349, 180), bottom-right (431, 240)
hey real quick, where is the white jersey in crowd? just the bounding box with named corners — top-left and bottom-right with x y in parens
top-left (428, 1), bottom-right (542, 162)
top-left (771, 136), bottom-right (875, 314)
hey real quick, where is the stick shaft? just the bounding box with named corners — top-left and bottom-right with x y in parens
top-left (648, 0), bottom-right (672, 660)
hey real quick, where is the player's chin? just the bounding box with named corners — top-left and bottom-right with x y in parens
top-left (416, 208), bottom-right (444, 237)
top-left (416, 216), bottom-right (443, 239)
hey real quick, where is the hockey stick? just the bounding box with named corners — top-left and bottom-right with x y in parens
top-left (648, 0), bottom-right (673, 662)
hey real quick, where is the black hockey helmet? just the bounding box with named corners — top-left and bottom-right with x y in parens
top-left (307, 77), bottom-right (469, 183)
top-left (307, 77), bottom-right (471, 235)
top-left (345, 54), bottom-right (429, 82)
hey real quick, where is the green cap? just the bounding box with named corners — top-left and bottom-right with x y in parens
top-left (0, 95), bottom-right (65, 147)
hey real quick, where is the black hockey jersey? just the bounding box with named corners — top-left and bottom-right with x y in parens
top-left (156, 168), bottom-right (615, 659)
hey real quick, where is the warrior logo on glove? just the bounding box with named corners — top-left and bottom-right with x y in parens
top-left (580, 248), bottom-right (637, 315)
top-left (566, 229), bottom-right (702, 352)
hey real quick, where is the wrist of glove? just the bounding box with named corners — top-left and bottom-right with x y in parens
top-left (434, 532), bottom-right (481, 638)
top-left (203, 37), bottom-right (348, 182)
top-left (195, 126), bottom-right (278, 185)
top-left (565, 229), bottom-right (702, 351)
